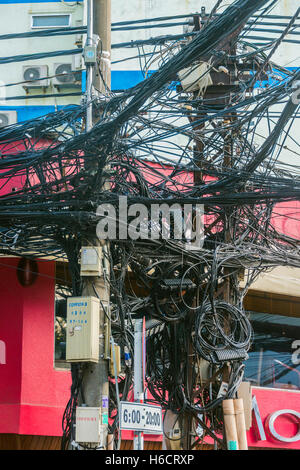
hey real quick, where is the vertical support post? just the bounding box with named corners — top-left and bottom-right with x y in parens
top-left (85, 0), bottom-right (94, 132)
top-left (80, 0), bottom-right (111, 451)
top-left (222, 399), bottom-right (239, 450)
top-left (93, 0), bottom-right (111, 93)
top-left (133, 319), bottom-right (144, 450)
top-left (233, 398), bottom-right (248, 450)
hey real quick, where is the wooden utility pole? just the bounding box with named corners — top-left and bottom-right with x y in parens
top-left (80, 0), bottom-right (111, 450)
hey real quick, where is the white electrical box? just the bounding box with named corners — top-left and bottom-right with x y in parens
top-left (66, 296), bottom-right (100, 362)
top-left (178, 62), bottom-right (213, 93)
top-left (110, 343), bottom-right (121, 376)
top-left (75, 407), bottom-right (101, 444)
top-left (80, 246), bottom-right (102, 276)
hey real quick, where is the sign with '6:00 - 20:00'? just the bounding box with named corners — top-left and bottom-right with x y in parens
top-left (120, 401), bottom-right (163, 434)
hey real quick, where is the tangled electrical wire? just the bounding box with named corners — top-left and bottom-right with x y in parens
top-left (0, 0), bottom-right (299, 450)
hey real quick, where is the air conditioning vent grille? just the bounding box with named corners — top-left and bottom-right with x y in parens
top-left (0, 114), bottom-right (9, 128)
top-left (55, 64), bottom-right (75, 83)
top-left (22, 65), bottom-right (49, 88)
top-left (0, 111), bottom-right (17, 128)
top-left (24, 67), bottom-right (41, 82)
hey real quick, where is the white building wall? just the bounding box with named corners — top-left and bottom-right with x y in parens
top-left (110, 0), bottom-right (299, 167)
top-left (0, 0), bottom-right (298, 167)
top-left (111, 0), bottom-right (298, 69)
top-left (0, 0), bottom-right (84, 115)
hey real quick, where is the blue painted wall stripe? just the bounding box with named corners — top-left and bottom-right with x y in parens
top-left (0, 105), bottom-right (68, 122)
top-left (0, 1), bottom-right (82, 3)
top-left (82, 70), bottom-right (156, 93)
top-left (1, 68), bottom-right (299, 123)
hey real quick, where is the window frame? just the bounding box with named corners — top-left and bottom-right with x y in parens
top-left (244, 310), bottom-right (300, 392)
top-left (53, 262), bottom-right (71, 371)
top-left (31, 13), bottom-right (72, 30)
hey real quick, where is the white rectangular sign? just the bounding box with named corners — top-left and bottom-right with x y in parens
top-left (120, 401), bottom-right (163, 434)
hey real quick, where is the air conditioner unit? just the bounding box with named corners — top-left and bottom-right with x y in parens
top-left (53, 63), bottom-right (81, 88)
top-left (0, 110), bottom-right (17, 128)
top-left (22, 65), bottom-right (49, 89)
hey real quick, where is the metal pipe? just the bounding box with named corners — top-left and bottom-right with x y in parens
top-left (86, 0), bottom-right (93, 132)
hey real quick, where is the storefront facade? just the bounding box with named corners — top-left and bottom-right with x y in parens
top-left (0, 257), bottom-right (299, 450)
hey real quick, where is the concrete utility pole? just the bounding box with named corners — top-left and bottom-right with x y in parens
top-left (80, 0), bottom-right (111, 450)
top-left (94, 0), bottom-right (111, 92)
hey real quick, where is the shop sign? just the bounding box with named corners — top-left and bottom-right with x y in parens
top-left (252, 395), bottom-right (300, 443)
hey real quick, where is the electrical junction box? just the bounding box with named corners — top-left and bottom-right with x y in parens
top-left (66, 296), bottom-right (100, 362)
top-left (197, 358), bottom-right (211, 385)
top-left (80, 246), bottom-right (102, 277)
top-left (75, 407), bottom-right (101, 444)
top-left (84, 44), bottom-right (97, 64)
top-left (178, 62), bottom-right (213, 93)
top-left (169, 428), bottom-right (182, 451)
top-left (110, 343), bottom-right (121, 377)
top-left (163, 410), bottom-right (181, 450)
